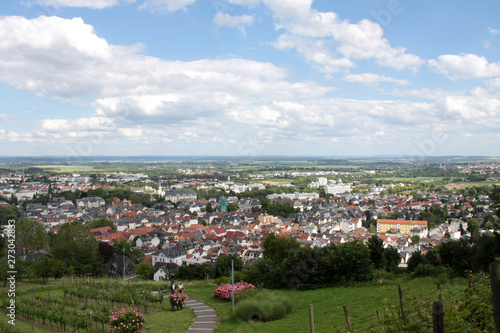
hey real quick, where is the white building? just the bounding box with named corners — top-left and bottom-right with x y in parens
top-left (325, 182), bottom-right (351, 195)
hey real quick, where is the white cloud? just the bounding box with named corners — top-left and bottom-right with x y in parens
top-left (39, 117), bottom-right (115, 132)
top-left (429, 53), bottom-right (500, 80)
top-left (213, 12), bottom-right (255, 36)
top-left (388, 88), bottom-right (451, 100)
top-left (488, 27), bottom-right (500, 35)
top-left (30, 0), bottom-right (120, 9)
top-left (117, 127), bottom-right (143, 138)
top-left (273, 33), bottom-right (354, 72)
top-left (0, 130), bottom-right (34, 143)
top-left (436, 95), bottom-right (500, 123)
top-left (344, 73), bottom-right (410, 87)
top-left (139, 0), bottom-right (195, 12)
top-left (226, 0), bottom-right (260, 6)
top-left (258, 1), bottom-right (424, 72)
top-left (1, 15), bottom-right (498, 156)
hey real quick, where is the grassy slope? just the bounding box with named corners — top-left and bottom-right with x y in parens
top-left (0, 277), bottom-right (468, 332)
top-left (184, 277), bottom-right (467, 333)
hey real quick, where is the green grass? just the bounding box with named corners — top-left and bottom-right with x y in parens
top-left (267, 178), bottom-right (296, 183)
top-left (374, 176), bottom-right (445, 182)
top-left (143, 308), bottom-right (195, 332)
top-left (0, 276), bottom-right (469, 333)
top-left (184, 277), bottom-right (467, 333)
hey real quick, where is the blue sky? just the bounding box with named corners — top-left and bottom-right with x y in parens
top-left (0, 0), bottom-right (499, 157)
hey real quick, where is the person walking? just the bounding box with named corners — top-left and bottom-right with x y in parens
top-left (170, 280), bottom-right (177, 294)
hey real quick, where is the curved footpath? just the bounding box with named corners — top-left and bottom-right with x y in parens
top-left (184, 298), bottom-right (217, 333)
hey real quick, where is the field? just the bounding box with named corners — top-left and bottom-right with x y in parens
top-left (34, 165), bottom-right (96, 173)
top-left (374, 176), bottom-right (445, 182)
top-left (446, 181), bottom-right (500, 189)
top-left (1, 164), bottom-right (96, 174)
top-left (264, 179), bottom-right (296, 184)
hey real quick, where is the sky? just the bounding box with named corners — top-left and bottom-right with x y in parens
top-left (0, 0), bottom-right (499, 158)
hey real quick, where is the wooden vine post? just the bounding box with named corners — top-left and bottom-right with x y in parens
top-left (343, 305), bottom-right (354, 333)
top-left (398, 284), bottom-right (406, 328)
top-left (309, 304), bottom-right (315, 333)
top-left (432, 301), bottom-right (444, 333)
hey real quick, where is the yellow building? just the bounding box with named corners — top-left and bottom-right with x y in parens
top-left (377, 219), bottom-right (428, 235)
top-left (258, 214), bottom-right (274, 224)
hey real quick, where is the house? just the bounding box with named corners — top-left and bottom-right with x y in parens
top-left (108, 255), bottom-right (136, 279)
top-left (153, 265), bottom-right (168, 281)
top-left (164, 190), bottom-right (197, 203)
top-left (152, 248), bottom-right (187, 266)
top-left (19, 249), bottom-right (50, 263)
top-left (303, 223), bottom-right (318, 234)
top-left (76, 197), bottom-right (105, 210)
top-left (410, 226), bottom-right (429, 239)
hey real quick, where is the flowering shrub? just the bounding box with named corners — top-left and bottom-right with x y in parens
top-left (169, 292), bottom-right (188, 311)
top-left (213, 281), bottom-right (257, 301)
top-left (109, 308), bottom-right (145, 333)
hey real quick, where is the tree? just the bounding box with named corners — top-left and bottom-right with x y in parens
top-left (330, 240), bottom-right (373, 283)
top-left (0, 258), bottom-right (10, 286)
top-left (384, 247), bottom-right (401, 272)
top-left (436, 239), bottom-right (473, 276)
top-left (215, 254), bottom-right (243, 278)
top-left (491, 185), bottom-right (500, 217)
top-left (98, 241), bottom-right (115, 264)
top-left (367, 235), bottom-right (386, 270)
top-left (467, 218), bottom-right (480, 238)
top-left (34, 256), bottom-right (52, 283)
top-left (471, 233), bottom-right (500, 273)
top-left (484, 221), bottom-right (493, 230)
top-left (88, 218), bottom-right (116, 230)
top-left (227, 203), bottom-right (239, 212)
top-left (16, 259), bottom-right (35, 282)
top-left (407, 251), bottom-right (428, 272)
top-left (135, 261), bottom-right (154, 280)
top-left (15, 218), bottom-right (49, 251)
top-left (113, 240), bottom-right (144, 264)
top-left (50, 259), bottom-right (67, 280)
top-left (410, 235), bottom-right (420, 245)
top-left (51, 222), bottom-right (103, 276)
top-left (206, 203), bottom-right (215, 213)
top-left (0, 204), bottom-right (20, 226)
top-left (263, 233), bottom-right (300, 266)
top-left (425, 248), bottom-right (442, 267)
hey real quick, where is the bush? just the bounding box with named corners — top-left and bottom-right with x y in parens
top-left (109, 308), bottom-right (145, 333)
top-left (213, 281), bottom-right (256, 300)
top-left (235, 286), bottom-right (259, 303)
top-left (436, 272), bottom-right (450, 285)
top-left (412, 263), bottom-right (451, 279)
top-left (231, 291), bottom-right (292, 322)
top-left (213, 276), bottom-right (232, 285)
top-left (168, 292), bottom-right (187, 311)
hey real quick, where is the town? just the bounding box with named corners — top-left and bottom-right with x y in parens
top-left (1, 158), bottom-right (499, 282)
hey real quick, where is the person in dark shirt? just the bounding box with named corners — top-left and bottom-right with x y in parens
top-left (170, 280), bottom-right (177, 294)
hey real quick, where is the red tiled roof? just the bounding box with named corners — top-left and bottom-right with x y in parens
top-left (378, 219), bottom-right (428, 226)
